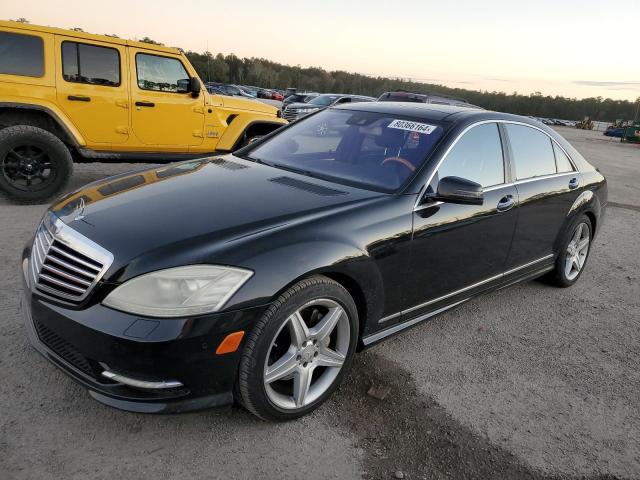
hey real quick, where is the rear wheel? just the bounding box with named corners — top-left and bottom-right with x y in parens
top-left (548, 214), bottom-right (592, 287)
top-left (237, 276), bottom-right (358, 421)
top-left (0, 125), bottom-right (73, 203)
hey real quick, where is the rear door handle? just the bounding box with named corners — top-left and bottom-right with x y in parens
top-left (135, 101), bottom-right (155, 107)
top-left (496, 195), bottom-right (515, 212)
top-left (568, 177), bottom-right (579, 190)
top-left (67, 95), bottom-right (91, 102)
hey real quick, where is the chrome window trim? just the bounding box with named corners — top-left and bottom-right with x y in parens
top-left (378, 254), bottom-right (553, 323)
top-left (413, 119), bottom-right (578, 211)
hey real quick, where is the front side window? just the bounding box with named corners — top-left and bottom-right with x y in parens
top-left (61, 41), bottom-right (120, 86)
top-left (243, 109), bottom-right (445, 192)
top-left (430, 123), bottom-right (504, 190)
top-left (136, 53), bottom-right (189, 92)
top-left (0, 31), bottom-right (44, 77)
top-left (505, 124), bottom-right (557, 179)
top-left (308, 95), bottom-right (342, 107)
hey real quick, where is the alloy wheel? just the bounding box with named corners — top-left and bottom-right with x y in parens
top-left (565, 222), bottom-right (590, 281)
top-left (263, 298), bottom-right (350, 410)
top-left (1, 145), bottom-right (54, 192)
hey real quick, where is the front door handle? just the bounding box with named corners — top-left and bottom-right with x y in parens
top-left (496, 195), bottom-right (515, 212)
top-left (135, 101), bottom-right (155, 107)
top-left (68, 95), bottom-right (91, 102)
top-left (568, 177), bottom-right (579, 190)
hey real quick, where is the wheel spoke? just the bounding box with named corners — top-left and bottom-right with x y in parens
top-left (310, 307), bottom-right (343, 342)
top-left (293, 366), bottom-right (313, 407)
top-left (265, 349), bottom-right (298, 384)
top-left (565, 255), bottom-right (574, 277)
top-left (577, 238), bottom-right (589, 252)
top-left (574, 223), bottom-right (585, 243)
top-left (315, 346), bottom-right (345, 368)
top-left (572, 256), bottom-right (581, 272)
top-left (288, 311), bottom-right (309, 348)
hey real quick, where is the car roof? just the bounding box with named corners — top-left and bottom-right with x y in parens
top-left (333, 101), bottom-right (545, 126)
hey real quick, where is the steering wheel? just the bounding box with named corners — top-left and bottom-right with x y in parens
top-left (381, 156), bottom-right (415, 173)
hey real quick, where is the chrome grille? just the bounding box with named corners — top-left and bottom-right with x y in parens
top-left (30, 214), bottom-right (114, 303)
top-left (283, 108), bottom-right (299, 121)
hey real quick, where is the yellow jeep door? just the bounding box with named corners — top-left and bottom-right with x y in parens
top-left (129, 48), bottom-right (204, 150)
top-left (55, 36), bottom-right (130, 145)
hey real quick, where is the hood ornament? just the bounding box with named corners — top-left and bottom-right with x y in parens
top-left (74, 197), bottom-right (86, 221)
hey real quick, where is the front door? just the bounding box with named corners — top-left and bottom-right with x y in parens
top-left (129, 48), bottom-right (204, 150)
top-left (405, 122), bottom-right (518, 320)
top-left (55, 37), bottom-right (129, 145)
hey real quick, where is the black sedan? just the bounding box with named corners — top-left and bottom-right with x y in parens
top-left (21, 103), bottom-right (607, 421)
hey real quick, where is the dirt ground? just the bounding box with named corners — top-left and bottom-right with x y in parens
top-left (0, 127), bottom-right (638, 479)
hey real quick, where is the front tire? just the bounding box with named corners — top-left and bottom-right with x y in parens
top-left (237, 276), bottom-right (358, 421)
top-left (0, 125), bottom-right (73, 204)
top-left (548, 214), bottom-right (592, 287)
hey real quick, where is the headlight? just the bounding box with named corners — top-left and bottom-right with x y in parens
top-left (102, 265), bottom-right (253, 318)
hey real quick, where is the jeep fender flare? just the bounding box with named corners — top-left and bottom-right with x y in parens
top-left (216, 116), bottom-right (287, 152)
top-left (0, 101), bottom-right (84, 147)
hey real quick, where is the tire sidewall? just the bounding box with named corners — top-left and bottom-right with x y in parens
top-left (239, 278), bottom-right (359, 421)
top-left (0, 126), bottom-right (72, 203)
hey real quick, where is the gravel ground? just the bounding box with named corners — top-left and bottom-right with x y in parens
top-left (0, 128), bottom-right (638, 479)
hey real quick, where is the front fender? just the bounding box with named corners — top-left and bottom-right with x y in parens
top-left (215, 115), bottom-right (287, 151)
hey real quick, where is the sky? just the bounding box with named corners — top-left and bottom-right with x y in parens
top-left (2, 0), bottom-right (639, 101)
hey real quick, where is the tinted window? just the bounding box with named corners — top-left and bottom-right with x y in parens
top-left (433, 123), bottom-right (504, 188)
top-left (136, 54), bottom-right (189, 92)
top-left (0, 31), bottom-right (44, 77)
top-left (552, 142), bottom-right (574, 173)
top-left (505, 124), bottom-right (557, 179)
top-left (61, 42), bottom-right (120, 86)
top-left (245, 109), bottom-right (445, 192)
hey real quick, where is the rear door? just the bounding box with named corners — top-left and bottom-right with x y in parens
top-left (55, 36), bottom-right (129, 144)
top-left (502, 123), bottom-right (582, 270)
top-left (129, 48), bottom-right (204, 150)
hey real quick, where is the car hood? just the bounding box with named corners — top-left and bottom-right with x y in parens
top-left (218, 95), bottom-right (278, 115)
top-left (285, 102), bottom-right (324, 110)
top-left (50, 156), bottom-right (382, 275)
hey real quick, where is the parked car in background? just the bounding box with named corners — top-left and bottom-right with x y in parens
top-left (283, 93), bottom-right (375, 121)
top-left (21, 102), bottom-right (606, 421)
top-left (282, 92), bottom-right (319, 110)
top-left (0, 20), bottom-right (286, 202)
top-left (378, 90), bottom-right (481, 109)
top-left (238, 86), bottom-right (258, 98)
top-left (284, 87), bottom-right (297, 98)
top-left (207, 83), bottom-right (255, 98)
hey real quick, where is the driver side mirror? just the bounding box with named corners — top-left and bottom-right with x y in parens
top-left (177, 77), bottom-right (201, 97)
top-left (429, 176), bottom-right (484, 205)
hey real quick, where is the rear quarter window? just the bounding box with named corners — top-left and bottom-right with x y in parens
top-left (505, 124), bottom-right (557, 179)
top-left (0, 31), bottom-right (44, 77)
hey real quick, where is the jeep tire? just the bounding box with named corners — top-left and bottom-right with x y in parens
top-left (0, 125), bottom-right (73, 204)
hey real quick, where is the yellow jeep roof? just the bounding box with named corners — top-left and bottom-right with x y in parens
top-left (0, 20), bottom-right (181, 54)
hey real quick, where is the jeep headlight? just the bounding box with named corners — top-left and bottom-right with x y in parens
top-left (102, 265), bottom-right (253, 317)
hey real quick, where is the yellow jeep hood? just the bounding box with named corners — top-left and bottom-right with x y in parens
top-left (216, 96), bottom-right (279, 116)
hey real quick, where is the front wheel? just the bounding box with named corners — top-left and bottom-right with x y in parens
top-left (237, 276), bottom-right (358, 421)
top-left (548, 215), bottom-right (592, 287)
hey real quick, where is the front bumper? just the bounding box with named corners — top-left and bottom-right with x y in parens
top-left (21, 266), bottom-right (268, 414)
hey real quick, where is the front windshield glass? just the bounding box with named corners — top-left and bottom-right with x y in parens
top-left (308, 95), bottom-right (341, 106)
top-left (244, 109), bottom-right (445, 192)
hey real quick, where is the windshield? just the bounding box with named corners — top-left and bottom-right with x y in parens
top-left (243, 109), bottom-right (445, 192)
top-left (308, 95), bottom-right (341, 106)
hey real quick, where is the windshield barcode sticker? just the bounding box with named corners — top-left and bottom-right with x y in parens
top-left (387, 119), bottom-right (438, 134)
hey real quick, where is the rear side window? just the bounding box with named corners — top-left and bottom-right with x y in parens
top-left (552, 142), bottom-right (574, 173)
top-left (0, 31), bottom-right (44, 77)
top-left (505, 124), bottom-right (557, 179)
top-left (433, 123), bottom-right (504, 188)
top-left (62, 41), bottom-right (120, 86)
top-left (136, 53), bottom-right (189, 92)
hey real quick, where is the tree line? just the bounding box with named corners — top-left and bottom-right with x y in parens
top-left (184, 51), bottom-right (639, 122)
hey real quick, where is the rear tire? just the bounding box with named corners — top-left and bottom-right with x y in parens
top-left (237, 275), bottom-right (358, 421)
top-left (548, 214), bottom-right (592, 287)
top-left (0, 125), bottom-right (73, 204)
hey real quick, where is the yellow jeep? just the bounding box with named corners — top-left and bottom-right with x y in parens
top-left (0, 20), bottom-right (287, 202)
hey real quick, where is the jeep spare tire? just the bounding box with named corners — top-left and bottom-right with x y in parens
top-left (0, 125), bottom-right (73, 204)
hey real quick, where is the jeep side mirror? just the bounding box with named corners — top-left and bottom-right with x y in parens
top-left (431, 176), bottom-right (483, 205)
top-left (189, 77), bottom-right (201, 97)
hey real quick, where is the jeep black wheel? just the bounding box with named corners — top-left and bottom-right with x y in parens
top-left (0, 125), bottom-right (73, 203)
